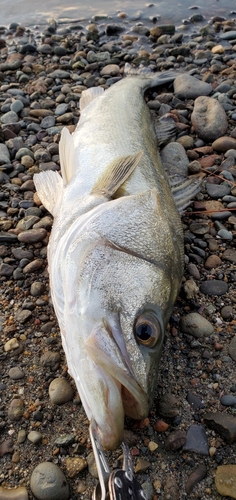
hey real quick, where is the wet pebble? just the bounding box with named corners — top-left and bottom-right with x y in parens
top-left (220, 395), bottom-right (236, 407)
top-left (30, 462), bottom-right (69, 500)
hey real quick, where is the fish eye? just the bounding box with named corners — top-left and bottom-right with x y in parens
top-left (134, 313), bottom-right (161, 348)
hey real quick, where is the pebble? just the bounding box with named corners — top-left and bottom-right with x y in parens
top-left (65, 457), bottom-right (87, 478)
top-left (174, 73), bottom-right (212, 99)
top-left (28, 431), bottom-right (42, 444)
top-left (158, 394), bottom-right (180, 418)
top-left (18, 228), bottom-right (47, 243)
top-left (183, 424), bottom-right (209, 455)
top-left (200, 280), bottom-right (228, 296)
top-left (8, 398), bottom-right (24, 421)
top-left (4, 338), bottom-right (19, 352)
top-left (54, 434), bottom-right (75, 446)
top-left (185, 464), bottom-right (207, 494)
top-left (215, 465), bottom-right (236, 499)
top-left (160, 142), bottom-right (189, 176)
top-left (205, 255), bottom-right (222, 269)
top-left (229, 336), bottom-right (236, 361)
top-left (220, 395), bottom-right (236, 407)
top-left (0, 439), bottom-right (14, 457)
top-left (30, 281), bottom-right (46, 296)
top-left (30, 462), bottom-right (70, 500)
top-left (165, 430), bottom-right (186, 451)
top-left (40, 351), bottom-right (61, 370)
top-left (204, 412), bottom-right (236, 443)
top-left (0, 486), bottom-right (28, 500)
top-left (191, 96), bottom-right (228, 141)
top-left (179, 312), bottom-right (214, 338)
top-left (8, 367), bottom-right (25, 379)
top-left (48, 377), bottom-right (75, 404)
top-left (212, 136), bottom-right (236, 152)
top-left (222, 248), bottom-right (236, 263)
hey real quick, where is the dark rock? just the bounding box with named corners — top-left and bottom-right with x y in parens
top-left (185, 464), bottom-right (207, 494)
top-left (200, 280), bottom-right (228, 296)
top-left (204, 412), bottom-right (236, 443)
top-left (165, 430), bottom-right (186, 451)
top-left (183, 424), bottom-right (209, 455)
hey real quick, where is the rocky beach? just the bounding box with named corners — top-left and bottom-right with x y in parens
top-left (0, 8), bottom-right (236, 500)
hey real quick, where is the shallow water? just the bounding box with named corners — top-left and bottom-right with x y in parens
top-left (1, 0), bottom-right (235, 28)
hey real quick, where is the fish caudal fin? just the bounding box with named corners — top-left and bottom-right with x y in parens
top-left (34, 170), bottom-right (63, 216)
top-left (80, 86), bottom-right (105, 111)
top-left (91, 151), bottom-right (143, 197)
top-left (59, 127), bottom-right (75, 184)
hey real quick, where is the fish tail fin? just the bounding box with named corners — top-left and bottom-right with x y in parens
top-left (34, 170), bottom-right (63, 216)
top-left (124, 62), bottom-right (179, 88)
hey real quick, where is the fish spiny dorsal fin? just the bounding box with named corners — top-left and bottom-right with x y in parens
top-left (59, 127), bottom-right (75, 185)
top-left (34, 170), bottom-right (63, 216)
top-left (91, 151), bottom-right (143, 198)
top-left (80, 87), bottom-right (105, 111)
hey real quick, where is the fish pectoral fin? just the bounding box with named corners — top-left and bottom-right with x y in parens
top-left (59, 126), bottom-right (75, 184)
top-left (91, 151), bottom-right (143, 198)
top-left (80, 86), bottom-right (105, 111)
top-left (33, 170), bottom-right (63, 216)
top-left (171, 172), bottom-right (205, 214)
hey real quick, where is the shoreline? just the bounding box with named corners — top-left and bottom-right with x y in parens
top-left (0, 12), bottom-right (236, 500)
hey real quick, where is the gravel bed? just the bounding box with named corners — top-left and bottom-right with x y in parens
top-left (0, 10), bottom-right (236, 500)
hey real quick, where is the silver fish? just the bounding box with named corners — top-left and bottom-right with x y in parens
top-left (34, 69), bottom-right (198, 450)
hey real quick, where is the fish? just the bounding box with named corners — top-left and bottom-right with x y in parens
top-left (34, 68), bottom-right (201, 450)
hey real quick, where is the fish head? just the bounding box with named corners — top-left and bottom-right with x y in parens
top-left (52, 188), bottom-right (183, 450)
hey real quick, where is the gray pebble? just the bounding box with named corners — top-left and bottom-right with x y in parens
top-left (10, 100), bottom-right (24, 113)
top-left (8, 367), bottom-right (25, 380)
top-left (28, 431), bottom-right (43, 444)
top-left (183, 424), bottom-right (209, 455)
top-left (54, 434), bottom-right (75, 446)
top-left (30, 281), bottom-right (46, 296)
top-left (160, 142), bottom-right (189, 176)
top-left (206, 183), bottom-right (231, 199)
top-left (179, 312), bottom-right (214, 338)
top-left (49, 377), bottom-right (74, 404)
top-left (228, 336), bottom-right (236, 361)
top-left (174, 74), bottom-right (212, 99)
top-left (220, 395), bottom-right (236, 407)
top-left (30, 462), bottom-right (69, 500)
top-left (15, 309), bottom-right (32, 323)
top-left (1, 110), bottom-right (19, 124)
top-left (200, 280), bottom-right (228, 296)
top-left (217, 228), bottom-right (233, 240)
top-left (17, 429), bottom-right (27, 444)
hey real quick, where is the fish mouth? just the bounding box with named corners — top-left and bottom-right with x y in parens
top-left (84, 319), bottom-right (149, 450)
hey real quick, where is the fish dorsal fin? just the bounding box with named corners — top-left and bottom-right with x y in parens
top-left (59, 127), bottom-right (75, 185)
top-left (80, 86), bottom-right (105, 111)
top-left (91, 151), bottom-right (143, 198)
top-left (33, 170), bottom-right (63, 216)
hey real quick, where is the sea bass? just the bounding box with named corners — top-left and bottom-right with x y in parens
top-left (34, 70), bottom-right (197, 450)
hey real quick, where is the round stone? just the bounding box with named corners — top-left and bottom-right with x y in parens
top-left (179, 312), bottom-right (214, 338)
top-left (8, 367), bottom-right (25, 380)
top-left (30, 462), bottom-right (69, 500)
top-left (49, 378), bottom-right (74, 404)
top-left (215, 465), bottom-right (236, 499)
top-left (8, 398), bottom-right (24, 421)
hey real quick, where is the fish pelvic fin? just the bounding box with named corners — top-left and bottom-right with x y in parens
top-left (91, 151), bottom-right (143, 198)
top-left (80, 86), bottom-right (105, 111)
top-left (59, 126), bottom-right (76, 184)
top-left (33, 170), bottom-right (63, 216)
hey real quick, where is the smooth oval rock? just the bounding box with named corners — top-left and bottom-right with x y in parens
top-left (18, 229), bottom-right (47, 243)
top-left (49, 378), bottom-right (74, 405)
top-left (179, 312), bottom-right (214, 338)
top-left (174, 74), bottom-right (212, 99)
top-left (191, 96), bottom-right (228, 141)
top-left (30, 462), bottom-right (69, 500)
top-left (8, 398), bottom-right (24, 421)
top-left (200, 280), bottom-right (228, 296)
top-left (212, 136), bottom-right (236, 152)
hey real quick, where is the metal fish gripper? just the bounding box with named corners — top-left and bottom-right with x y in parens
top-left (89, 419), bottom-right (148, 500)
